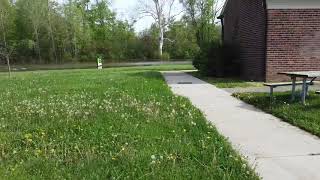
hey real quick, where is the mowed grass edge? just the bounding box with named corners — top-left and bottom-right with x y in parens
top-left (0, 66), bottom-right (259, 179)
top-left (235, 92), bottom-right (320, 137)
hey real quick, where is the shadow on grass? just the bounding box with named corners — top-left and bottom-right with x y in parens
top-left (189, 71), bottom-right (247, 83)
top-left (188, 72), bottom-right (263, 88)
top-left (129, 71), bottom-right (164, 81)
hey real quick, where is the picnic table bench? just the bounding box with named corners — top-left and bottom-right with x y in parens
top-left (264, 81), bottom-right (314, 99)
top-left (276, 71), bottom-right (320, 105)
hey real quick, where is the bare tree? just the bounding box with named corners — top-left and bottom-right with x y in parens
top-left (137, 0), bottom-right (183, 57)
top-left (0, 46), bottom-right (13, 77)
top-left (26, 0), bottom-right (46, 64)
top-left (0, 6), bottom-right (13, 77)
top-left (46, 0), bottom-right (58, 64)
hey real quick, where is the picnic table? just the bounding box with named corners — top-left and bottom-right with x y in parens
top-left (278, 71), bottom-right (320, 105)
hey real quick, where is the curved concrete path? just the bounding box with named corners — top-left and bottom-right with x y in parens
top-left (162, 71), bottom-right (320, 180)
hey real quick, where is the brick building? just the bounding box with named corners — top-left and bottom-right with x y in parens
top-left (218, 0), bottom-right (320, 82)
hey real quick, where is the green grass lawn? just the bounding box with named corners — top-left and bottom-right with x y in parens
top-left (235, 92), bottom-right (320, 137)
top-left (0, 65), bottom-right (258, 179)
top-left (0, 63), bottom-right (194, 72)
top-left (189, 72), bottom-right (263, 88)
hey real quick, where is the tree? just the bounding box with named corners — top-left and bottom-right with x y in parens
top-left (138, 24), bottom-right (159, 59)
top-left (0, 45), bottom-right (14, 77)
top-left (64, 0), bottom-right (85, 59)
top-left (181, 0), bottom-right (223, 75)
top-left (24, 0), bottom-right (46, 63)
top-left (181, 0), bottom-right (220, 49)
top-left (0, 0), bottom-right (14, 76)
top-left (87, 0), bottom-right (117, 57)
top-left (0, 0), bottom-right (201, 65)
top-left (137, 0), bottom-right (183, 57)
top-left (165, 20), bottom-right (200, 59)
top-left (45, 0), bottom-right (58, 63)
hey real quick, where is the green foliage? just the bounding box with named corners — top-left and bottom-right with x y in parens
top-left (0, 0), bottom-right (149, 63)
top-left (138, 24), bottom-right (160, 60)
top-left (161, 52), bottom-right (170, 61)
top-left (181, 0), bottom-right (220, 47)
top-left (193, 42), bottom-right (240, 77)
top-left (193, 41), bottom-right (222, 76)
top-left (182, 0), bottom-right (224, 75)
top-left (139, 22), bottom-right (200, 60)
top-left (165, 21), bottom-right (200, 59)
top-left (0, 0), bottom-right (214, 64)
top-left (0, 67), bottom-right (258, 179)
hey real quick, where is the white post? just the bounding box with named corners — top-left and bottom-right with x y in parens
top-left (97, 57), bottom-right (103, 70)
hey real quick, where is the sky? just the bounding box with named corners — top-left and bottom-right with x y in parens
top-left (111, 0), bottom-right (154, 32)
top-left (111, 0), bottom-right (226, 33)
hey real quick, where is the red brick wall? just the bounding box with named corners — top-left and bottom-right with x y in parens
top-left (266, 9), bottom-right (320, 82)
top-left (223, 0), bottom-right (266, 81)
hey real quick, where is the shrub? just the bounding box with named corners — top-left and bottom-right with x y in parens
top-left (79, 52), bottom-right (97, 62)
top-left (193, 42), bottom-right (240, 77)
top-left (161, 52), bottom-right (170, 61)
top-left (62, 53), bottom-right (74, 63)
top-left (193, 42), bottom-right (222, 76)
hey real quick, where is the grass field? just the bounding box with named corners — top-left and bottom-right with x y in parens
top-left (0, 65), bottom-right (258, 179)
top-left (189, 72), bottom-right (263, 88)
top-left (0, 61), bottom-right (193, 72)
top-left (235, 92), bottom-right (320, 137)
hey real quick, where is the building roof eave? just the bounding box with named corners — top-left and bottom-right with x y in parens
top-left (218, 0), bottom-right (230, 19)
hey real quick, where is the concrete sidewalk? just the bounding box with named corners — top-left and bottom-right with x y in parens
top-left (162, 71), bottom-right (320, 180)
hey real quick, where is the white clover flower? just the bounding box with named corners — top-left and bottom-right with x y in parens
top-left (242, 164), bottom-right (247, 169)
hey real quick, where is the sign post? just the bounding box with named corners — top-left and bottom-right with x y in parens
top-left (97, 57), bottom-right (103, 70)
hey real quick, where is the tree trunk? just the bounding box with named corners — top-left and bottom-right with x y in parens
top-left (159, 27), bottom-right (164, 58)
top-left (0, 11), bottom-right (11, 77)
top-left (46, 0), bottom-right (58, 64)
top-left (154, 0), bottom-right (163, 58)
top-left (34, 28), bottom-right (42, 64)
top-left (6, 55), bottom-right (11, 77)
top-left (49, 28), bottom-right (58, 64)
top-left (73, 34), bottom-right (78, 58)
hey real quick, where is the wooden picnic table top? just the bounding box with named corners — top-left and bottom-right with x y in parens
top-left (278, 71), bottom-right (320, 78)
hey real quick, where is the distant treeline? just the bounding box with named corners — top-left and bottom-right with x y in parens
top-left (0, 0), bottom-right (221, 67)
top-left (0, 0), bottom-right (209, 64)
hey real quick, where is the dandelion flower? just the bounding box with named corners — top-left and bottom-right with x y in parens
top-left (151, 155), bottom-right (156, 160)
